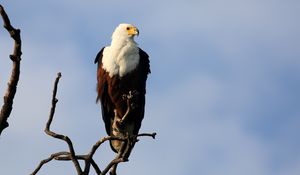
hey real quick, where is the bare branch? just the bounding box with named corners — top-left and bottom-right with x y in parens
top-left (31, 73), bottom-right (156, 175)
top-left (137, 132), bottom-right (156, 139)
top-left (0, 4), bottom-right (22, 135)
top-left (44, 73), bottom-right (83, 174)
top-left (101, 158), bottom-right (125, 175)
top-left (30, 152), bottom-right (70, 175)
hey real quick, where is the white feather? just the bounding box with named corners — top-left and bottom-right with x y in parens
top-left (102, 24), bottom-right (140, 77)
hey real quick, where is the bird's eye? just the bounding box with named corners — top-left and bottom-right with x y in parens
top-left (126, 27), bottom-right (130, 30)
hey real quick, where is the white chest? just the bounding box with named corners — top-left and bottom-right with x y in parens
top-left (102, 43), bottom-right (140, 77)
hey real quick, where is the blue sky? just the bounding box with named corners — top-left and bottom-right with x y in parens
top-left (0, 0), bottom-right (300, 174)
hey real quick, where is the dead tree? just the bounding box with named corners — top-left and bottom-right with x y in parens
top-left (31, 73), bottom-right (156, 175)
top-left (0, 4), bottom-right (22, 136)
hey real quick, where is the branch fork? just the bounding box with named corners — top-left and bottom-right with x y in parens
top-left (31, 73), bottom-right (156, 175)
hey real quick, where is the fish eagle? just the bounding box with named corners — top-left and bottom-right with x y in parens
top-left (94, 23), bottom-right (150, 155)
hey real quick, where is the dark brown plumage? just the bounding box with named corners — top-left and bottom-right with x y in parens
top-left (94, 47), bottom-right (150, 153)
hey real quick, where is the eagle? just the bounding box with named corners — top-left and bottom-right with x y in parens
top-left (94, 23), bottom-right (150, 156)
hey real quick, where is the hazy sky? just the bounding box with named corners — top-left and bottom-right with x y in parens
top-left (1, 1), bottom-right (300, 175)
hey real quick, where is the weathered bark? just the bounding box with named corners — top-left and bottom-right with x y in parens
top-left (0, 4), bottom-right (22, 136)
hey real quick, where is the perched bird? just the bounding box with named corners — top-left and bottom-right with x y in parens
top-left (94, 23), bottom-right (150, 155)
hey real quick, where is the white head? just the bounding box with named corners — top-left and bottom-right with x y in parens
top-left (102, 23), bottom-right (141, 77)
top-left (111, 23), bottom-right (139, 42)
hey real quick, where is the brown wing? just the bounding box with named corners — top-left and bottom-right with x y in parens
top-left (131, 48), bottom-right (150, 134)
top-left (95, 47), bottom-right (114, 135)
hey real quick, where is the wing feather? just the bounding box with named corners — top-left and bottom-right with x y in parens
top-left (95, 47), bottom-right (114, 135)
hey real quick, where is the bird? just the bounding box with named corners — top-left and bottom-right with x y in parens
top-left (94, 23), bottom-right (150, 156)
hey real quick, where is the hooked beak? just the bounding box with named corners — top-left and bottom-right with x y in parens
top-left (127, 26), bottom-right (139, 37)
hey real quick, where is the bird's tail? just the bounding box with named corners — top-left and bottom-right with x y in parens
top-left (110, 136), bottom-right (136, 160)
top-left (110, 118), bottom-right (136, 159)
top-left (109, 139), bottom-right (119, 153)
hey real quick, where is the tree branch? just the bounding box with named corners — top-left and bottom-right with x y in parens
top-left (31, 73), bottom-right (156, 175)
top-left (41, 72), bottom-right (82, 174)
top-left (30, 151), bottom-right (70, 175)
top-left (0, 4), bottom-right (22, 135)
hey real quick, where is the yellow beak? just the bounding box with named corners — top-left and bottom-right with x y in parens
top-left (127, 27), bottom-right (139, 36)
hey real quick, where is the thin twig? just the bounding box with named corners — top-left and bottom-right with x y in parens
top-left (0, 4), bottom-right (22, 135)
top-left (30, 152), bottom-right (70, 175)
top-left (137, 132), bottom-right (157, 139)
